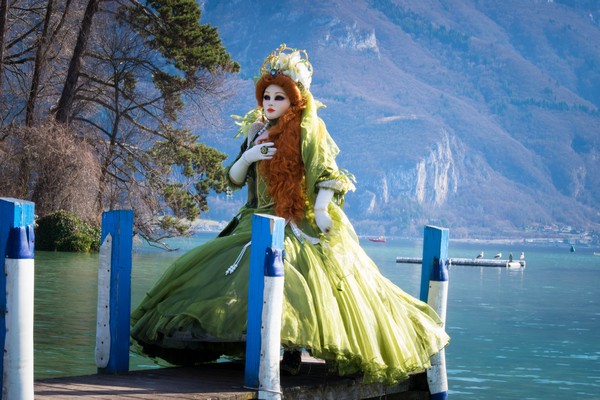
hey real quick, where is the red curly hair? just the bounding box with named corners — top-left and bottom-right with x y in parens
top-left (255, 73), bottom-right (307, 222)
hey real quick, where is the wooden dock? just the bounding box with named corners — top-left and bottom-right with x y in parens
top-left (396, 256), bottom-right (526, 268)
top-left (34, 359), bottom-right (429, 400)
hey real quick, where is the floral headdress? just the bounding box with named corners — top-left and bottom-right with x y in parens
top-left (233, 45), bottom-right (314, 138)
top-left (259, 44), bottom-right (313, 91)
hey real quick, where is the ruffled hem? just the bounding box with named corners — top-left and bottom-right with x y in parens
top-left (131, 204), bottom-right (449, 385)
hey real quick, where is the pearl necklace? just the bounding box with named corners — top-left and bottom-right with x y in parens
top-left (253, 121), bottom-right (271, 144)
top-left (256, 122), bottom-right (269, 136)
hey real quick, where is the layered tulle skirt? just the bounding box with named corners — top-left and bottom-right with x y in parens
top-left (131, 205), bottom-right (449, 384)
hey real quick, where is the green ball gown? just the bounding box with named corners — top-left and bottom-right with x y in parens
top-left (131, 94), bottom-right (450, 385)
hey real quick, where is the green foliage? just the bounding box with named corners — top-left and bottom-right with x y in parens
top-left (64, 0), bottom-right (242, 243)
top-left (158, 215), bottom-right (190, 235)
top-left (130, 0), bottom-right (240, 75)
top-left (509, 97), bottom-right (599, 115)
top-left (121, 0), bottom-right (240, 122)
top-left (149, 128), bottom-right (228, 233)
top-left (152, 71), bottom-right (186, 120)
top-left (35, 211), bottom-right (101, 253)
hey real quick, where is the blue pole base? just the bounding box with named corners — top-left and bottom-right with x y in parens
top-left (431, 391), bottom-right (448, 400)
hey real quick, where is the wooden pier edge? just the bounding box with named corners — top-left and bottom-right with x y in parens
top-left (34, 359), bottom-right (430, 400)
top-left (397, 256), bottom-right (526, 268)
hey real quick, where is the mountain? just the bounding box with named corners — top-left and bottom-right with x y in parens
top-left (198, 0), bottom-right (600, 239)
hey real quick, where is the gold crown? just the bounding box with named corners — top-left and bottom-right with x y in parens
top-left (259, 44), bottom-right (313, 90)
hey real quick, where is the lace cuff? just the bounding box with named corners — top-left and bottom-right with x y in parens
top-left (290, 222), bottom-right (320, 245)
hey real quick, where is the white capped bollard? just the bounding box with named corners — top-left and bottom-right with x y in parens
top-left (258, 247), bottom-right (284, 399)
top-left (420, 225), bottom-right (449, 400)
top-left (427, 256), bottom-right (449, 400)
top-left (0, 198), bottom-right (35, 400)
top-left (244, 214), bottom-right (285, 399)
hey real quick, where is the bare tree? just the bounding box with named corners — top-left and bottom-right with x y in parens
top-left (54, 0), bottom-right (99, 123)
top-left (25, 0), bottom-right (55, 126)
top-left (1, 0), bottom-right (240, 245)
top-left (0, 0), bottom-right (8, 100)
top-left (0, 121), bottom-right (100, 221)
top-left (69, 7), bottom-right (237, 241)
top-left (25, 0), bottom-right (72, 126)
top-left (0, 0), bottom-right (82, 202)
top-left (0, 0), bottom-right (81, 127)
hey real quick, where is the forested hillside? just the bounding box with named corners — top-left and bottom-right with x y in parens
top-left (201, 0), bottom-right (600, 239)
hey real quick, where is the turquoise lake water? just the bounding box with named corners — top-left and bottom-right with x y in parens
top-left (32, 232), bottom-right (600, 399)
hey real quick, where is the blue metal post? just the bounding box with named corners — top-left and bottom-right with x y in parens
top-left (0, 198), bottom-right (35, 400)
top-left (97, 210), bottom-right (133, 374)
top-left (420, 225), bottom-right (449, 400)
top-left (420, 225), bottom-right (449, 302)
top-left (244, 214), bottom-right (285, 391)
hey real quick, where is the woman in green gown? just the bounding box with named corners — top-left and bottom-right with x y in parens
top-left (131, 44), bottom-right (449, 385)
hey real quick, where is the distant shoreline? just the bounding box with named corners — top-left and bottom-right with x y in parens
top-left (193, 218), bottom-right (598, 248)
top-left (359, 235), bottom-right (597, 248)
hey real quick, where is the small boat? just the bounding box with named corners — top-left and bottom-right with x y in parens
top-left (368, 236), bottom-right (386, 243)
top-left (570, 245), bottom-right (575, 253)
top-left (594, 252), bottom-right (600, 256)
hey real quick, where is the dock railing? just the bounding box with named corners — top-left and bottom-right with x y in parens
top-left (1, 198), bottom-right (450, 400)
top-left (94, 211), bottom-right (287, 399)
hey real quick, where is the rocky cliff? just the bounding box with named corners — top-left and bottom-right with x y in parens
top-left (201, 0), bottom-right (600, 237)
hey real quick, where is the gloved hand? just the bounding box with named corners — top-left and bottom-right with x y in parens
top-left (242, 142), bottom-right (276, 163)
top-left (314, 189), bottom-right (334, 234)
top-left (229, 142), bottom-right (277, 185)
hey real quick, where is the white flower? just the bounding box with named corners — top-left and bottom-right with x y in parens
top-left (288, 51), bottom-right (301, 67)
top-left (295, 62), bottom-right (312, 89)
top-left (263, 45), bottom-right (313, 90)
top-left (275, 53), bottom-right (289, 70)
top-left (278, 51), bottom-right (311, 89)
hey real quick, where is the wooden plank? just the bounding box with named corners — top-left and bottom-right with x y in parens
top-left (34, 361), bottom-right (428, 400)
top-left (35, 363), bottom-right (254, 400)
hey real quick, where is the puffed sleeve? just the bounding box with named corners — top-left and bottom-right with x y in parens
top-left (300, 92), bottom-right (355, 206)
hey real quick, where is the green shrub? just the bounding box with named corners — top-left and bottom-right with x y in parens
top-left (35, 211), bottom-right (101, 252)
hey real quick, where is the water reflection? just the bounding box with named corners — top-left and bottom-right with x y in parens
top-left (34, 234), bottom-right (213, 379)
top-left (34, 251), bottom-right (99, 378)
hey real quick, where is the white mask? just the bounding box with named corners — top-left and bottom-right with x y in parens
top-left (262, 84), bottom-right (291, 120)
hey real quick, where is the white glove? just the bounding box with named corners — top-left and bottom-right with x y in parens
top-left (244, 142), bottom-right (276, 163)
top-left (314, 189), bottom-right (334, 234)
top-left (229, 142), bottom-right (277, 185)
